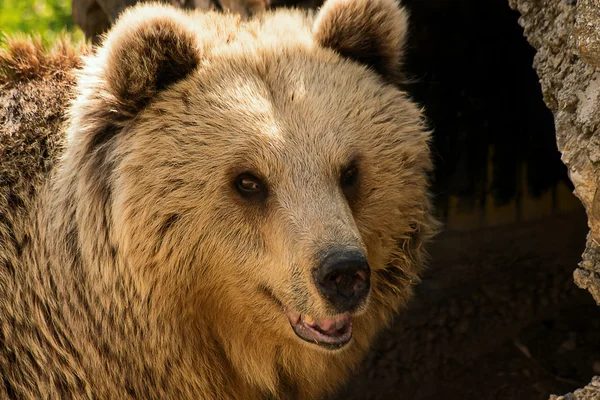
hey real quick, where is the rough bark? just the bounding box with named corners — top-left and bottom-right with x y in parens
top-left (508, 0), bottom-right (600, 397)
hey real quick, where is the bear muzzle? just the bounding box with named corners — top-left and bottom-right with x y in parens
top-left (283, 249), bottom-right (371, 350)
top-left (312, 249), bottom-right (371, 313)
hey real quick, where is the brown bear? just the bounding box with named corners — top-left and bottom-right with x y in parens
top-left (0, 0), bottom-right (436, 398)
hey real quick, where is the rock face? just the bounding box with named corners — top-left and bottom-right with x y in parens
top-left (508, 0), bottom-right (600, 306)
top-left (508, 0), bottom-right (600, 397)
top-left (549, 376), bottom-right (600, 400)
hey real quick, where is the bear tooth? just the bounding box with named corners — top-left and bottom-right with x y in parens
top-left (304, 315), bottom-right (315, 325)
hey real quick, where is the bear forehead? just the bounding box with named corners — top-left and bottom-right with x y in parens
top-left (189, 10), bottom-right (316, 52)
top-left (118, 6), bottom-right (420, 179)
top-left (146, 44), bottom-right (405, 145)
top-left (142, 58), bottom-right (406, 171)
top-left (161, 8), bottom-right (401, 119)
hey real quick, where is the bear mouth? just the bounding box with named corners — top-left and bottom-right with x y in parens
top-left (284, 308), bottom-right (352, 350)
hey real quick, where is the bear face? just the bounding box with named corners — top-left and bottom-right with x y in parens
top-left (53, 0), bottom-right (435, 396)
top-left (114, 52), bottom-right (431, 342)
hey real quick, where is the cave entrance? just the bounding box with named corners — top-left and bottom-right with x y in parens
top-left (402, 0), bottom-right (579, 228)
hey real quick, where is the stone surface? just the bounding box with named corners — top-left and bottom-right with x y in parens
top-left (508, 0), bottom-right (600, 306)
top-left (574, 0), bottom-right (600, 68)
top-left (508, 0), bottom-right (600, 398)
top-left (549, 376), bottom-right (600, 400)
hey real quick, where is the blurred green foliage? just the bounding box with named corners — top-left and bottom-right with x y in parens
top-left (0, 0), bottom-right (83, 45)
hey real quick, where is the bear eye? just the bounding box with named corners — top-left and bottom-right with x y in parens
top-left (340, 165), bottom-right (359, 188)
top-left (235, 173), bottom-right (267, 199)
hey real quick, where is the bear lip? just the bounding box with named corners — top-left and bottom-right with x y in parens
top-left (284, 308), bottom-right (352, 350)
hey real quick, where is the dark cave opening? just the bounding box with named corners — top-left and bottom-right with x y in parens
top-left (401, 0), bottom-right (575, 226)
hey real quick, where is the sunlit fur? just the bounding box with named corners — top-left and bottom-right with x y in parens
top-left (0, 0), bottom-right (437, 398)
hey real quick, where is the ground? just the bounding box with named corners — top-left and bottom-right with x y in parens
top-left (335, 211), bottom-right (600, 399)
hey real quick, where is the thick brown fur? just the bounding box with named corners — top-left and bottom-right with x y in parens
top-left (0, 1), bottom-right (437, 398)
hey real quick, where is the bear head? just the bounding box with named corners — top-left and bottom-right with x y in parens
top-left (60, 0), bottom-right (436, 394)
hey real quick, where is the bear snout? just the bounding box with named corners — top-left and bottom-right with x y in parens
top-left (312, 249), bottom-right (370, 313)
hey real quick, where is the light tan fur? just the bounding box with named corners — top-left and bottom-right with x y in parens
top-left (0, 0), bottom-right (436, 398)
top-left (219, 0), bottom-right (267, 17)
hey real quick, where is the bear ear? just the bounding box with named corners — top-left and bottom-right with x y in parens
top-left (313, 0), bottom-right (409, 82)
top-left (97, 4), bottom-right (201, 115)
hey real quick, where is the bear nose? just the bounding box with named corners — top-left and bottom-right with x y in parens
top-left (313, 250), bottom-right (370, 313)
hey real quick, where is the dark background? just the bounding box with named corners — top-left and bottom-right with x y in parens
top-left (400, 0), bottom-right (572, 220)
top-left (335, 0), bottom-right (600, 399)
